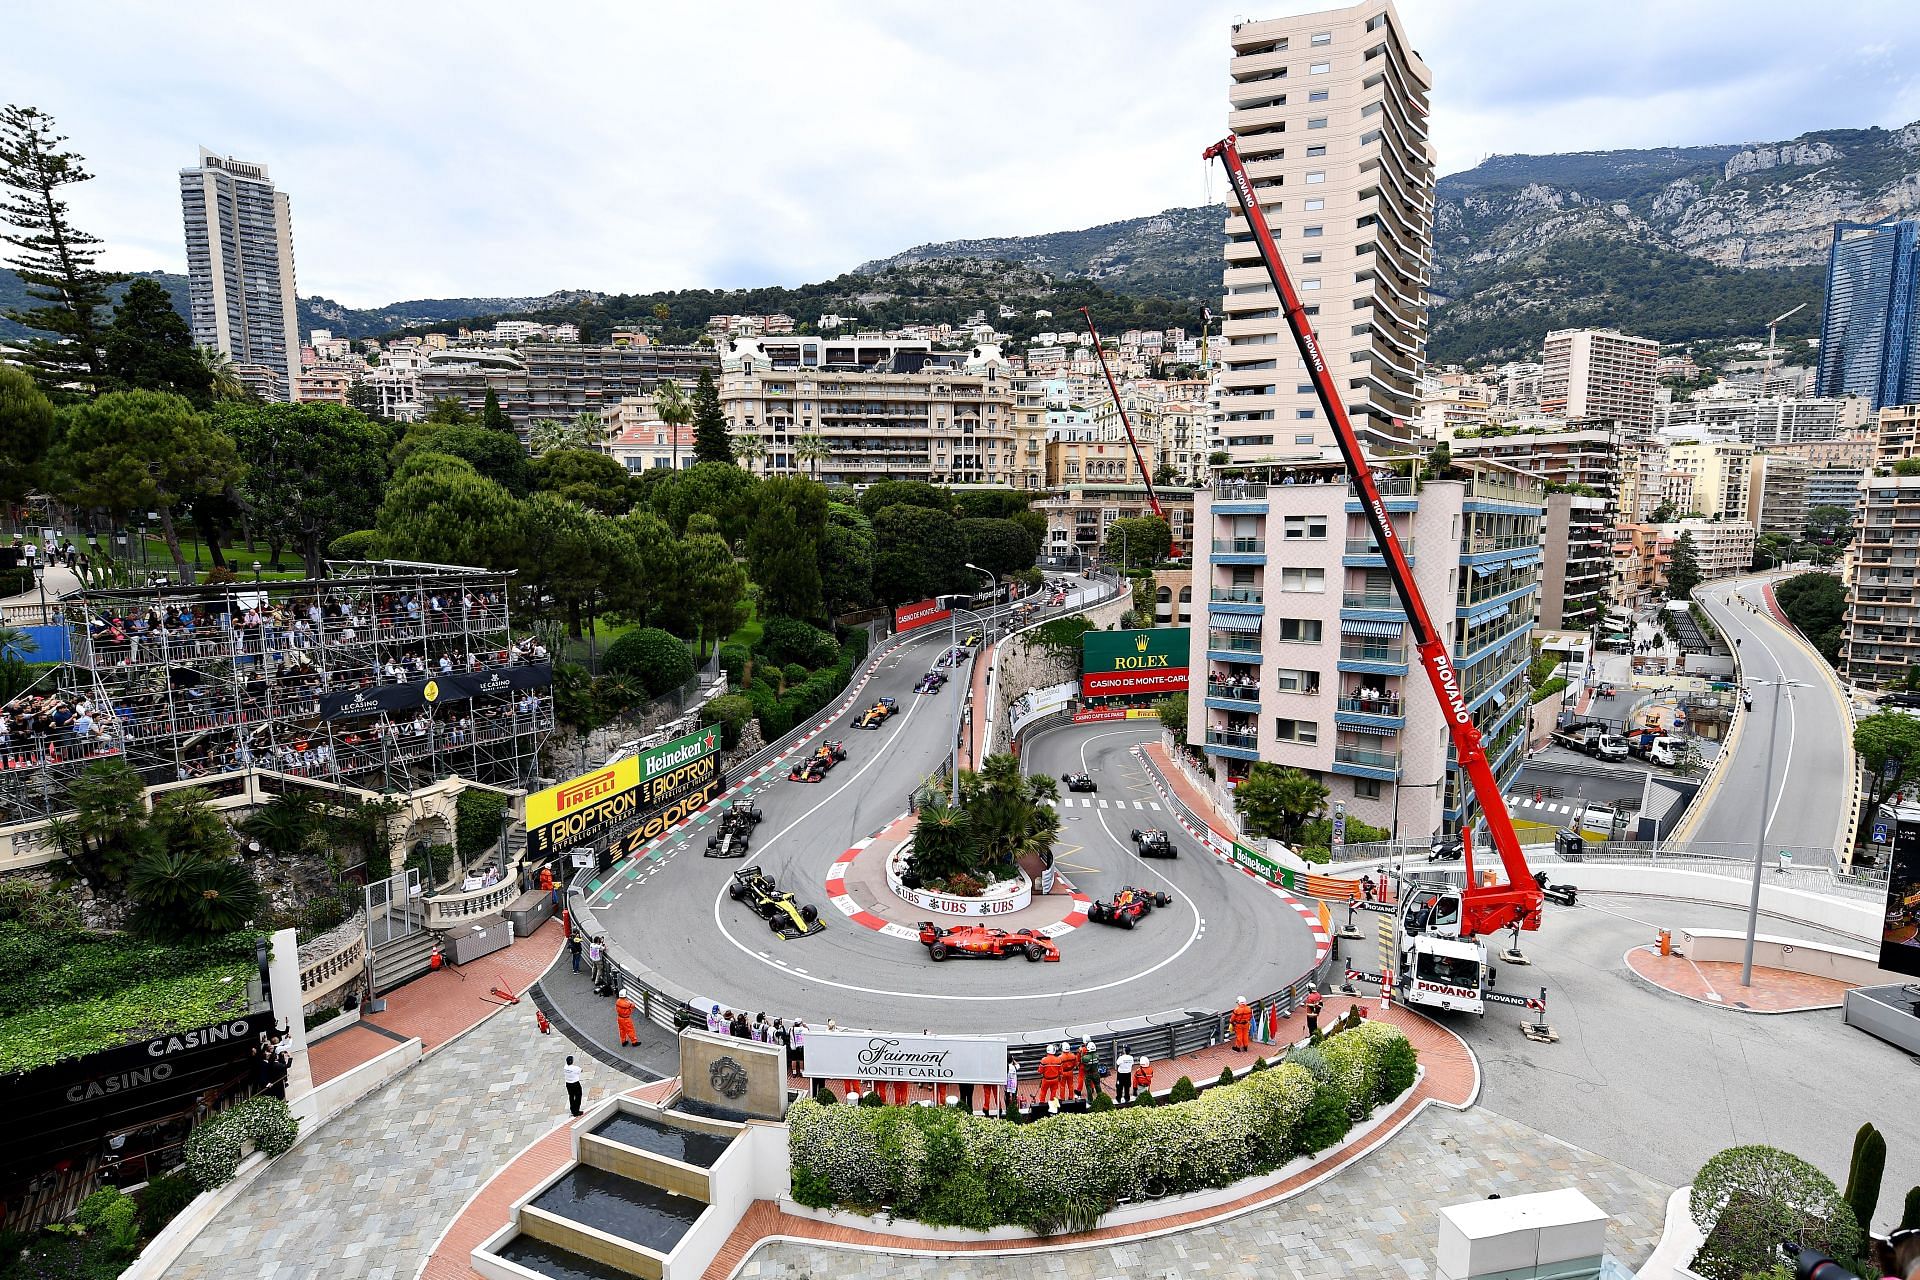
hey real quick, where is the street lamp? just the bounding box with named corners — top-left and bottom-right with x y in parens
top-left (30, 563), bottom-right (46, 623)
top-left (252, 560), bottom-right (262, 583)
top-left (1739, 676), bottom-right (1807, 986)
top-left (965, 562), bottom-right (998, 642)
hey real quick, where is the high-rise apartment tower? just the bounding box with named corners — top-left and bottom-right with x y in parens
top-left (1817, 219), bottom-right (1920, 411)
top-left (179, 150), bottom-right (300, 399)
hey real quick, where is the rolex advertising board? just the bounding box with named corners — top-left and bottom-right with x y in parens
top-left (1080, 628), bottom-right (1190, 698)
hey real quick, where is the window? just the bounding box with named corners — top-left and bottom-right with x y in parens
top-left (1303, 252), bottom-right (1322, 264)
top-left (1305, 198), bottom-right (1325, 210)
top-left (1310, 31), bottom-right (1332, 45)
top-left (1276, 617), bottom-right (1323, 642)
top-left (1306, 145), bottom-right (1327, 157)
top-left (1275, 668), bottom-right (1321, 694)
top-left (1353, 778), bottom-right (1382, 799)
top-left (1309, 89), bottom-right (1330, 102)
top-left (1308, 117), bottom-right (1328, 129)
top-left (1309, 61), bottom-right (1330, 73)
top-left (1280, 567), bottom-right (1325, 592)
top-left (1295, 383), bottom-right (1315, 393)
top-left (1301, 278), bottom-right (1321, 289)
top-left (1295, 433), bottom-right (1315, 444)
top-left (1305, 171), bottom-right (1326, 184)
top-left (1304, 225), bottom-right (1323, 236)
top-left (1275, 717), bottom-right (1319, 744)
top-left (1296, 408), bottom-right (1316, 419)
top-left (1283, 515), bottom-right (1328, 539)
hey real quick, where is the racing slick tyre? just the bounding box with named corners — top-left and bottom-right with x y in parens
top-left (1121, 914), bottom-right (1135, 930)
top-left (1088, 904), bottom-right (1108, 923)
top-left (1024, 943), bottom-right (1045, 961)
top-left (729, 883), bottom-right (746, 900)
top-left (768, 915), bottom-right (784, 933)
top-left (929, 943), bottom-right (949, 961)
top-left (1129, 829), bottom-right (1142, 841)
top-left (801, 903), bottom-right (819, 923)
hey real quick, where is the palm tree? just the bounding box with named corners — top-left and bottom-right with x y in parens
top-left (795, 432), bottom-right (830, 481)
top-left (527, 414), bottom-right (602, 456)
top-left (732, 430), bottom-right (767, 476)
top-left (655, 381), bottom-right (693, 472)
top-left (193, 345), bottom-right (250, 402)
top-left (129, 847), bottom-right (262, 940)
top-left (0, 626), bottom-right (37, 703)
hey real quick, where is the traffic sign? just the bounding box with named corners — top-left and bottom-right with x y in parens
top-left (1874, 822), bottom-right (1890, 844)
top-left (1484, 990), bottom-right (1541, 1009)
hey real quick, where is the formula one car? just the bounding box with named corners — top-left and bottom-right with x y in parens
top-left (729, 866), bottom-right (826, 938)
top-left (963, 631), bottom-right (982, 648)
top-left (937, 646), bottom-right (966, 668)
top-left (1087, 885), bottom-right (1173, 928)
top-left (916, 921), bottom-right (1059, 962)
top-left (855, 698), bottom-right (899, 729)
top-left (915, 671), bottom-right (948, 695)
top-left (704, 803), bottom-right (762, 858)
top-left (1062, 773), bottom-right (1098, 793)
top-left (789, 740), bottom-right (847, 782)
top-left (1130, 828), bottom-right (1176, 858)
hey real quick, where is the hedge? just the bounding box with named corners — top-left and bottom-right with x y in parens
top-left (603, 627), bottom-right (696, 697)
top-left (760, 616), bottom-right (840, 669)
top-left (790, 1022), bottom-right (1415, 1233)
top-left (183, 1097), bottom-right (300, 1190)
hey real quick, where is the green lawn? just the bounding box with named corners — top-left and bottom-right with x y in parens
top-left (726, 599), bottom-right (763, 650)
top-left (97, 536), bottom-right (312, 581)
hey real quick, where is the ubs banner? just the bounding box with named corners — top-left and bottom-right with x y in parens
top-left (1081, 627), bottom-right (1190, 698)
top-left (0, 1011), bottom-right (276, 1176)
top-left (529, 724), bottom-right (723, 860)
top-left (802, 1029), bottom-right (1009, 1086)
top-left (1880, 825), bottom-right (1920, 978)
top-left (895, 598), bottom-right (951, 633)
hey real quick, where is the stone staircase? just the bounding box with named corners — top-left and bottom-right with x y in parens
top-left (370, 906), bottom-right (440, 994)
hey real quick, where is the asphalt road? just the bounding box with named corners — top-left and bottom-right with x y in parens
top-left (1688, 578), bottom-right (1854, 862)
top-left (1453, 893), bottom-right (1920, 1226)
top-left (574, 638), bottom-right (1313, 1045)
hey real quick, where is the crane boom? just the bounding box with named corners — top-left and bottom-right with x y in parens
top-left (1204, 135), bottom-right (1539, 938)
top-left (1080, 307), bottom-right (1166, 523)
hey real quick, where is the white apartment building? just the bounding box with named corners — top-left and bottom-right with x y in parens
top-left (1666, 440), bottom-right (1753, 521)
top-left (1220, 0), bottom-right (1435, 462)
top-left (1656, 519), bottom-right (1756, 580)
top-left (1745, 453), bottom-right (1813, 537)
top-left (179, 150), bottom-right (300, 399)
top-left (1540, 329), bottom-right (1658, 434)
top-left (1659, 394), bottom-right (1872, 446)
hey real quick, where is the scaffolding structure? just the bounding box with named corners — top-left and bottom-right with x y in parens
top-left (1, 561), bottom-right (553, 821)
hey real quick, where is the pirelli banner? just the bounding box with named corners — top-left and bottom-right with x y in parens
top-left (895, 598), bottom-right (950, 633)
top-left (527, 724), bottom-right (723, 860)
top-left (1080, 627), bottom-right (1190, 698)
top-left (318, 662), bottom-right (551, 721)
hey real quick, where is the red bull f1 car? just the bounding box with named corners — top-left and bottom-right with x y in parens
top-left (917, 921), bottom-right (1060, 962)
top-left (1086, 885), bottom-right (1173, 928)
top-left (789, 740), bottom-right (847, 782)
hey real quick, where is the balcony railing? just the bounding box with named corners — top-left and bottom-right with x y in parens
top-left (1337, 694), bottom-right (1403, 717)
top-left (1339, 643), bottom-right (1406, 664)
top-left (1207, 729), bottom-right (1260, 750)
top-left (1209, 634), bottom-right (1263, 654)
top-left (1212, 538), bottom-right (1266, 554)
top-left (1210, 588), bottom-right (1264, 604)
top-left (1342, 591), bottom-right (1401, 611)
top-left (1345, 538), bottom-right (1415, 557)
top-left (1206, 680), bottom-right (1262, 702)
top-left (1335, 743), bottom-right (1400, 769)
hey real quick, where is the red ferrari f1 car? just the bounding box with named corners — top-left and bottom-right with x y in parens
top-left (917, 921), bottom-right (1060, 962)
top-left (1086, 885), bottom-right (1173, 928)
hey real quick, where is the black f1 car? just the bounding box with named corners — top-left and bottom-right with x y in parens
top-left (1087, 885), bottom-right (1173, 928)
top-left (789, 740), bottom-right (847, 782)
top-left (1063, 773), bottom-right (1098, 793)
top-left (704, 803), bottom-right (763, 858)
top-left (916, 920), bottom-right (1059, 962)
top-left (855, 698), bottom-right (899, 729)
top-left (1130, 828), bottom-right (1176, 858)
top-left (730, 866), bottom-right (826, 938)
top-left (915, 671), bottom-right (948, 695)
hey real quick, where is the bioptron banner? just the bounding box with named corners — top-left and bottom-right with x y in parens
top-left (1080, 627), bottom-right (1190, 698)
top-left (895, 598), bottom-right (951, 633)
top-left (527, 724), bottom-right (721, 859)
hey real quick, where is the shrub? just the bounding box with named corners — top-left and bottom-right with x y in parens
top-left (1689, 1145), bottom-right (1862, 1280)
top-left (760, 616), bottom-right (839, 669)
top-left (1135, 1085), bottom-right (1158, 1106)
top-left (941, 872), bottom-right (986, 897)
top-left (183, 1098), bottom-right (301, 1190)
top-left (1250, 1056), bottom-right (1268, 1073)
top-left (701, 693), bottom-right (755, 749)
top-left (1217, 1066), bottom-right (1236, 1088)
top-left (602, 627), bottom-right (696, 697)
top-left (1318, 1026), bottom-right (1380, 1115)
top-left (1294, 1079), bottom-right (1353, 1154)
top-left (455, 788), bottom-right (510, 865)
top-left (73, 1187), bottom-right (139, 1257)
top-left (0, 879), bottom-right (82, 932)
top-left (1090, 1091), bottom-right (1115, 1112)
top-left (782, 662), bottom-right (809, 689)
top-left (1358, 1021), bottom-right (1418, 1105)
top-left (136, 1172), bottom-right (201, 1238)
top-left (718, 642), bottom-right (751, 683)
top-left (327, 529), bottom-right (385, 559)
top-left (200, 565), bottom-right (239, 586)
top-left (1169, 1076), bottom-right (1200, 1104)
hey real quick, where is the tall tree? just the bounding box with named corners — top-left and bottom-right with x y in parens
top-left (346, 378), bottom-right (386, 420)
top-left (48, 391), bottom-right (242, 579)
top-left (691, 367), bottom-right (733, 464)
top-left (732, 428), bottom-right (767, 475)
top-left (1855, 710), bottom-right (1920, 837)
top-left (0, 362), bottom-right (55, 502)
top-left (794, 432), bottom-right (830, 480)
top-left (0, 105), bottom-right (122, 394)
top-left (960, 516), bottom-right (1039, 579)
top-left (516, 494), bottom-right (638, 638)
top-left (194, 344), bottom-right (251, 403)
top-left (1233, 762), bottom-right (1329, 841)
top-left (654, 379), bottom-right (694, 472)
top-left (822, 502), bottom-right (876, 614)
top-left (375, 455), bottom-right (526, 569)
top-left (424, 395), bottom-right (475, 426)
top-left (1804, 505), bottom-right (1853, 548)
top-left (669, 530), bottom-right (749, 655)
top-left (747, 475), bottom-right (828, 621)
top-left (871, 502), bottom-right (968, 605)
top-left (530, 447), bottom-right (632, 515)
top-left (219, 401), bottom-right (394, 574)
top-left (481, 387), bottom-right (513, 434)
top-left (647, 460), bottom-right (757, 544)
top-left (1104, 515), bottom-right (1172, 570)
top-left (527, 411), bottom-right (602, 456)
top-left (391, 422), bottom-right (532, 496)
top-left (1665, 531), bottom-right (1702, 601)
top-left (104, 278), bottom-right (213, 404)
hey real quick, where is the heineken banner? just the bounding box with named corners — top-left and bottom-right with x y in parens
top-left (1081, 628), bottom-right (1190, 698)
top-left (528, 724), bottom-right (722, 860)
top-left (318, 662), bottom-right (551, 721)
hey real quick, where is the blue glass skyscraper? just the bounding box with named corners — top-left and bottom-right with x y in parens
top-left (1817, 218), bottom-right (1920, 411)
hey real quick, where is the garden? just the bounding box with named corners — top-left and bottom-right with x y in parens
top-left (899, 754), bottom-right (1059, 897)
top-left (788, 1016), bottom-right (1417, 1234)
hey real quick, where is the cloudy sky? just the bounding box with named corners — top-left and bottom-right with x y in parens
top-left (6, 1), bottom-right (1917, 306)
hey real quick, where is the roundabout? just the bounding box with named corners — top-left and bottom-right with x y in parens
top-left (581, 612), bottom-right (1321, 1039)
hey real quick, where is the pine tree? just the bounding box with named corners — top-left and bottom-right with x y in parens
top-left (105, 278), bottom-right (212, 404)
top-left (692, 367), bottom-right (733, 464)
top-left (0, 104), bottom-right (123, 395)
top-left (1665, 531), bottom-right (1702, 601)
top-left (481, 387), bottom-right (513, 434)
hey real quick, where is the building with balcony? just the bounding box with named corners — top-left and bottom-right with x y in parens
top-left (1658, 394), bottom-right (1871, 445)
top-left (1817, 219), bottom-right (1920, 411)
top-left (1610, 524), bottom-right (1670, 608)
top-left (1666, 440), bottom-right (1753, 521)
top-left (416, 343), bottom-right (716, 433)
top-left (1540, 328), bottom-right (1658, 435)
top-left (1011, 374), bottom-right (1048, 492)
top-left (1186, 458), bottom-right (1541, 841)
top-left (1036, 484), bottom-right (1196, 565)
top-left (1878, 403), bottom-right (1920, 466)
top-left (1806, 465), bottom-right (1867, 517)
top-left (1843, 474), bottom-right (1920, 687)
top-left (179, 150), bottom-right (300, 400)
top-left (1654, 519), bottom-right (1756, 581)
top-left (1449, 426), bottom-right (1621, 495)
top-left (1046, 437), bottom-right (1162, 488)
top-left (293, 363), bottom-right (352, 406)
top-left (720, 341), bottom-right (1015, 486)
top-left (1746, 452), bottom-right (1813, 537)
top-left (1219, 0), bottom-right (1435, 462)
top-left (1539, 490), bottom-right (1612, 631)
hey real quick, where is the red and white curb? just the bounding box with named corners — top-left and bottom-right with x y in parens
top-left (824, 820), bottom-right (1091, 939)
top-left (1132, 746), bottom-right (1331, 966)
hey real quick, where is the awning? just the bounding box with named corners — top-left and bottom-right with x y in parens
top-left (1340, 720), bottom-right (1398, 736)
top-left (1471, 563), bottom-right (1499, 579)
top-left (1490, 687), bottom-right (1509, 708)
top-left (1209, 611), bottom-right (1262, 634)
top-left (1466, 602), bottom-right (1508, 627)
top-left (1341, 618), bottom-right (1401, 639)
top-left (1507, 554), bottom-right (1538, 569)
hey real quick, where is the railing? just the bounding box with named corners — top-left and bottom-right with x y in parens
top-left (1342, 592), bottom-right (1400, 611)
top-left (1209, 587), bottom-right (1264, 604)
top-left (1335, 743), bottom-right (1400, 769)
top-left (1362, 475), bottom-right (1416, 497)
top-left (1337, 695), bottom-right (1403, 717)
top-left (423, 876), bottom-right (523, 929)
top-left (1338, 643), bottom-right (1405, 664)
top-left (1207, 729), bottom-right (1259, 750)
top-left (1541, 845), bottom-right (1883, 899)
top-left (1206, 681), bottom-right (1262, 702)
top-left (298, 931), bottom-right (367, 1006)
top-left (1209, 634), bottom-right (1263, 654)
top-left (1344, 538), bottom-right (1414, 557)
top-left (1467, 534), bottom-right (1539, 553)
top-left (1212, 537), bottom-right (1266, 554)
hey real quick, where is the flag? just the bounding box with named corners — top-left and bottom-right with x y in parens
top-left (1255, 1003), bottom-right (1272, 1045)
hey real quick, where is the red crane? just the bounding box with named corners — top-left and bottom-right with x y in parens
top-left (1204, 136), bottom-right (1540, 941)
top-left (1079, 307), bottom-right (1178, 557)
